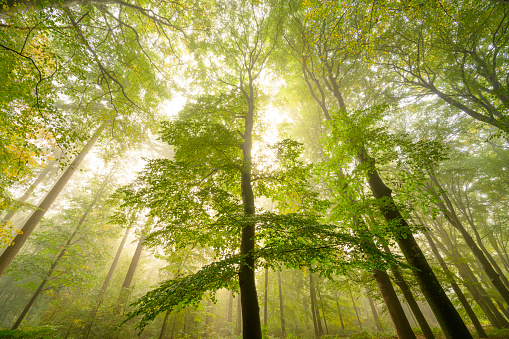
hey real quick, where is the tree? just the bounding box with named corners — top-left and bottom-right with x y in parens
top-left (0, 123), bottom-right (107, 278)
top-left (6, 172), bottom-right (118, 329)
top-left (375, 0), bottom-right (509, 136)
top-left (286, 1), bottom-right (472, 337)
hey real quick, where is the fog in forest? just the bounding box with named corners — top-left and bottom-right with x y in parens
top-left (1, 1), bottom-right (509, 339)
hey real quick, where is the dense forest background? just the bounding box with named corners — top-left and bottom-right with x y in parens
top-left (1, 0), bottom-right (509, 338)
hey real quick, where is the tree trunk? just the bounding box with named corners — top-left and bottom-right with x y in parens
top-left (203, 299), bottom-right (212, 338)
top-left (159, 310), bottom-right (170, 339)
top-left (432, 218), bottom-right (507, 321)
top-left (236, 291), bottom-right (242, 336)
top-left (277, 269), bottom-right (286, 337)
top-left (382, 245), bottom-right (435, 339)
top-left (238, 73), bottom-right (261, 339)
top-left (310, 273), bottom-right (324, 336)
top-left (0, 123), bottom-right (107, 277)
top-left (309, 272), bottom-right (320, 338)
top-left (1, 159), bottom-right (57, 223)
top-left (429, 217), bottom-right (509, 328)
top-left (118, 232), bottom-right (146, 311)
top-left (443, 176), bottom-right (509, 290)
top-left (227, 290), bottom-right (233, 324)
top-left (336, 300), bottom-right (345, 330)
top-left (84, 227), bottom-right (130, 338)
top-left (423, 231), bottom-right (487, 337)
top-left (102, 227), bottom-right (130, 293)
top-left (368, 297), bottom-right (383, 332)
top-left (349, 288), bottom-right (362, 330)
top-left (428, 175), bottom-right (509, 306)
top-left (264, 267), bottom-right (268, 328)
top-left (361, 161), bottom-right (472, 339)
top-left (371, 269), bottom-right (417, 339)
top-left (315, 278), bottom-right (328, 335)
top-left (12, 178), bottom-right (106, 329)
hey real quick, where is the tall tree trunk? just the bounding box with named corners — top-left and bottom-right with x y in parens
top-left (445, 176), bottom-right (509, 290)
top-left (159, 310), bottom-right (170, 339)
top-left (349, 288), bottom-right (362, 330)
top-left (203, 299), bottom-right (212, 338)
top-left (227, 290), bottom-right (233, 324)
top-left (368, 297), bottom-right (383, 332)
top-left (429, 217), bottom-right (509, 328)
top-left (1, 158), bottom-right (57, 223)
top-left (12, 178), bottom-right (106, 329)
top-left (118, 232), bottom-right (146, 312)
top-left (236, 291), bottom-right (242, 336)
top-left (238, 73), bottom-right (261, 339)
top-left (361, 160), bottom-right (472, 339)
top-left (264, 267), bottom-right (268, 328)
top-left (84, 227), bottom-right (130, 338)
top-left (0, 123), bottom-right (107, 277)
top-left (310, 273), bottom-right (324, 336)
top-left (383, 245), bottom-right (435, 339)
top-left (336, 300), bottom-right (345, 330)
top-left (423, 231), bottom-right (487, 337)
top-left (170, 315), bottom-right (177, 339)
top-left (372, 269), bottom-right (417, 339)
top-left (309, 272), bottom-right (320, 338)
top-left (315, 278), bottom-right (328, 335)
top-left (428, 175), bottom-right (509, 306)
top-left (277, 269), bottom-right (286, 337)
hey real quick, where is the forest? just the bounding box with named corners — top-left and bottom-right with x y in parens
top-left (0, 0), bottom-right (509, 338)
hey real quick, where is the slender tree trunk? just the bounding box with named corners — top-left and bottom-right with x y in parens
top-left (468, 217), bottom-right (509, 290)
top-left (428, 176), bottom-right (509, 306)
top-left (170, 315), bottom-right (177, 339)
top-left (372, 269), bottom-right (417, 339)
top-left (349, 288), bottom-right (362, 330)
top-left (1, 159), bottom-right (57, 223)
top-left (238, 73), bottom-right (261, 339)
top-left (84, 227), bottom-right (130, 338)
top-left (310, 273), bottom-right (324, 336)
top-left (315, 278), bottom-right (328, 335)
top-left (203, 299), bottom-right (212, 338)
top-left (12, 178), bottom-right (106, 329)
top-left (277, 269), bottom-right (286, 337)
top-left (264, 268), bottom-right (268, 328)
top-left (382, 245), bottom-right (434, 339)
top-left (12, 274), bottom-right (50, 329)
top-left (423, 230), bottom-right (488, 337)
top-left (159, 310), bottom-right (170, 339)
top-left (336, 300), bottom-right (345, 330)
top-left (488, 233), bottom-right (509, 276)
top-left (361, 162), bottom-right (472, 339)
top-left (368, 297), bottom-right (383, 332)
top-left (446, 179), bottom-right (509, 290)
top-left (102, 227), bottom-right (131, 294)
top-left (309, 272), bottom-right (320, 339)
top-left (236, 291), bottom-right (242, 336)
top-left (227, 290), bottom-right (233, 324)
top-left (0, 123), bottom-right (107, 277)
top-left (429, 218), bottom-right (509, 328)
top-left (118, 232), bottom-right (146, 311)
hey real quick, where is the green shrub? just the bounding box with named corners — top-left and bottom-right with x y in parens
top-left (0, 326), bottom-right (60, 339)
top-left (350, 331), bottom-right (372, 339)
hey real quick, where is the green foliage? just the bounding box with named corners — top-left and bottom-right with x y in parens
top-left (350, 331), bottom-right (372, 339)
top-left (0, 326), bottom-right (60, 338)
